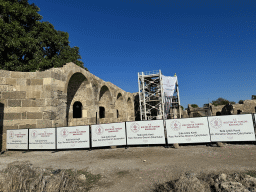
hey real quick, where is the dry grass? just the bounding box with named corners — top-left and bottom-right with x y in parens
top-left (0, 161), bottom-right (101, 192)
top-left (151, 170), bottom-right (256, 192)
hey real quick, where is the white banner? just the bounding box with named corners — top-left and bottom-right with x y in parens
top-left (208, 114), bottom-right (255, 142)
top-left (162, 75), bottom-right (177, 97)
top-left (6, 129), bottom-right (28, 150)
top-left (126, 120), bottom-right (165, 145)
top-left (166, 117), bottom-right (210, 144)
top-left (29, 128), bottom-right (55, 149)
top-left (91, 122), bottom-right (126, 147)
top-left (57, 126), bottom-right (90, 149)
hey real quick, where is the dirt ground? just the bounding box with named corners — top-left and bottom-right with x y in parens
top-left (1, 143), bottom-right (256, 192)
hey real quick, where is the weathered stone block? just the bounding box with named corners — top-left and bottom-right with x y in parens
top-left (43, 111), bottom-right (56, 120)
top-left (27, 112), bottom-right (42, 119)
top-left (22, 112), bottom-right (27, 119)
top-left (0, 85), bottom-right (8, 92)
top-left (6, 78), bottom-right (16, 86)
top-left (0, 70), bottom-right (11, 78)
top-left (2, 91), bottom-right (26, 99)
top-left (8, 100), bottom-right (22, 107)
top-left (11, 72), bottom-right (27, 78)
top-left (22, 100), bottom-right (32, 107)
top-left (36, 119), bottom-right (53, 128)
top-left (4, 113), bottom-right (22, 120)
top-left (53, 72), bottom-right (62, 81)
top-left (30, 79), bottom-right (43, 86)
top-left (19, 124), bottom-right (36, 129)
top-left (26, 91), bottom-right (41, 99)
top-left (0, 78), bottom-right (6, 84)
top-left (17, 79), bottom-right (27, 86)
top-left (3, 125), bottom-right (19, 133)
top-left (31, 99), bottom-right (45, 107)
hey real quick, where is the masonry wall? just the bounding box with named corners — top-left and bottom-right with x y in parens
top-left (0, 62), bottom-right (135, 151)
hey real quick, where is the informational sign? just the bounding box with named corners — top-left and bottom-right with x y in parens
top-left (29, 128), bottom-right (55, 149)
top-left (126, 120), bottom-right (165, 145)
top-left (166, 117), bottom-right (210, 144)
top-left (162, 75), bottom-right (177, 97)
top-left (6, 129), bottom-right (28, 150)
top-left (57, 126), bottom-right (90, 149)
top-left (91, 122), bottom-right (126, 147)
top-left (208, 114), bottom-right (255, 142)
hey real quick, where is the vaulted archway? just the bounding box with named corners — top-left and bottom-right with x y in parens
top-left (65, 72), bottom-right (92, 126)
top-left (99, 85), bottom-right (113, 123)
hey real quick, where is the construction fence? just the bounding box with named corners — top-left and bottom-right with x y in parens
top-left (6, 113), bottom-right (256, 150)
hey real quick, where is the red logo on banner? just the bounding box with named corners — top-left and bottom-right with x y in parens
top-left (9, 131), bottom-right (14, 139)
top-left (31, 130), bottom-right (38, 138)
top-left (170, 121), bottom-right (181, 131)
top-left (130, 123), bottom-right (140, 133)
top-left (95, 126), bottom-right (104, 135)
top-left (60, 128), bottom-right (69, 137)
top-left (210, 118), bottom-right (222, 129)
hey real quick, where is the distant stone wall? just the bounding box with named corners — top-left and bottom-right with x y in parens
top-left (0, 62), bottom-right (135, 151)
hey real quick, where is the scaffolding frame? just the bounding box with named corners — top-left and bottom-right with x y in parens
top-left (138, 70), bottom-right (181, 121)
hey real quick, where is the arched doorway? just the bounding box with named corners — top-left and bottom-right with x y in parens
top-left (73, 101), bottom-right (82, 118)
top-left (115, 93), bottom-right (123, 121)
top-left (66, 72), bottom-right (90, 126)
top-left (99, 85), bottom-right (112, 123)
top-left (216, 112), bottom-right (221, 116)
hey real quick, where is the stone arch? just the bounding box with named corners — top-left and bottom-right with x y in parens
top-left (65, 72), bottom-right (91, 126)
top-left (216, 111), bottom-right (221, 116)
top-left (127, 97), bottom-right (134, 120)
top-left (115, 93), bottom-right (123, 120)
top-left (99, 85), bottom-right (113, 123)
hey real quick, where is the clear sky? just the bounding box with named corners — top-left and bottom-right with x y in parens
top-left (28, 0), bottom-right (256, 108)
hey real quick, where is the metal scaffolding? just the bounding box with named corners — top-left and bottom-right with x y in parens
top-left (138, 70), bottom-right (181, 121)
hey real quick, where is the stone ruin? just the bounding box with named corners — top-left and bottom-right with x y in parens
top-left (187, 100), bottom-right (256, 118)
top-left (0, 62), bottom-right (135, 151)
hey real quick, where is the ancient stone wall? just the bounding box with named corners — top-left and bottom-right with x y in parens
top-left (0, 62), bottom-right (135, 151)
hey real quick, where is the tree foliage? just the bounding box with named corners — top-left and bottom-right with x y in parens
top-left (238, 100), bottom-right (244, 104)
top-left (191, 104), bottom-right (198, 108)
top-left (0, 0), bottom-right (88, 72)
top-left (211, 97), bottom-right (235, 106)
top-left (180, 105), bottom-right (184, 110)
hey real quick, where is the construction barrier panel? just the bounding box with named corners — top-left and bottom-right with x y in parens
top-left (166, 117), bottom-right (211, 144)
top-left (6, 129), bottom-right (28, 150)
top-left (91, 122), bottom-right (126, 147)
top-left (208, 114), bottom-right (255, 142)
top-left (29, 128), bottom-right (56, 150)
top-left (57, 126), bottom-right (90, 149)
top-left (126, 120), bottom-right (165, 145)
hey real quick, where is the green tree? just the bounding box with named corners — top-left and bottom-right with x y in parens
top-left (191, 104), bottom-right (198, 108)
top-left (238, 100), bottom-right (244, 104)
top-left (180, 105), bottom-right (184, 110)
top-left (0, 0), bottom-right (88, 72)
top-left (211, 98), bottom-right (235, 106)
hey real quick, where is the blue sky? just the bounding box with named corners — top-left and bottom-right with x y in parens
top-left (28, 0), bottom-right (256, 108)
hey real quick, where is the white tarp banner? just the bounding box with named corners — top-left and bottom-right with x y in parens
top-left (162, 75), bottom-right (177, 97)
top-left (208, 114), bottom-right (255, 142)
top-left (166, 117), bottom-right (210, 144)
top-left (29, 128), bottom-right (55, 149)
top-left (57, 126), bottom-right (90, 149)
top-left (6, 129), bottom-right (28, 150)
top-left (91, 122), bottom-right (126, 147)
top-left (126, 120), bottom-right (165, 145)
